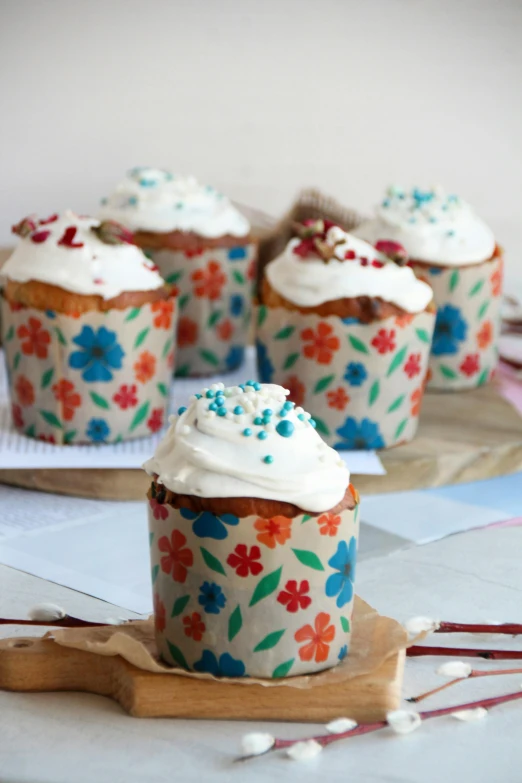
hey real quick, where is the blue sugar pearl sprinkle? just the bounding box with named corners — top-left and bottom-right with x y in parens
top-left (195, 393), bottom-right (202, 399)
top-left (278, 408), bottom-right (288, 417)
top-left (309, 418), bottom-right (317, 428)
top-left (216, 397), bottom-right (225, 407)
top-left (206, 390), bottom-right (215, 398)
top-left (208, 402), bottom-right (218, 411)
top-left (263, 455), bottom-right (274, 464)
top-left (276, 420), bottom-right (295, 438)
top-left (233, 406), bottom-right (244, 415)
top-left (253, 416), bottom-right (263, 425)
top-left (246, 379), bottom-right (255, 386)
top-left (297, 413), bottom-right (306, 421)
top-left (253, 382), bottom-right (261, 391)
top-left (257, 431), bottom-right (268, 440)
top-left (243, 428), bottom-right (252, 437)
top-left (262, 408), bottom-right (273, 416)
top-left (283, 401), bottom-right (294, 410)
top-left (178, 406), bottom-right (187, 415)
top-left (217, 407), bottom-right (227, 417)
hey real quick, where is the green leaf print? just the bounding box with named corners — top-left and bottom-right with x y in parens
top-left (207, 310), bottom-right (222, 329)
top-left (178, 294), bottom-right (190, 311)
top-left (176, 364), bottom-right (190, 377)
top-left (149, 532), bottom-right (154, 547)
top-left (254, 629), bottom-right (286, 653)
top-left (162, 337), bottom-right (173, 358)
top-left (283, 352), bottom-right (300, 370)
top-left (368, 380), bottom-right (380, 407)
top-left (39, 410), bottom-right (62, 429)
top-left (348, 335), bottom-right (369, 354)
top-left (387, 345), bottom-right (408, 377)
top-left (172, 595), bottom-right (190, 617)
top-left (439, 365), bottom-right (457, 379)
top-left (125, 307), bottom-right (141, 322)
top-left (468, 279), bottom-right (485, 297)
top-left (232, 270), bottom-right (245, 285)
top-left (41, 367), bottom-right (54, 389)
top-left (4, 325), bottom-right (14, 342)
top-left (55, 327), bottom-right (67, 346)
top-left (228, 605), bottom-right (243, 641)
top-left (301, 514), bottom-right (312, 524)
top-left (249, 566), bottom-right (283, 607)
top-left (354, 504), bottom-right (359, 524)
top-left (63, 430), bottom-right (77, 444)
top-left (129, 401), bottom-right (150, 432)
top-left (394, 418), bottom-right (408, 441)
top-left (165, 271), bottom-right (183, 285)
top-left (13, 352), bottom-right (21, 371)
top-left (477, 301), bottom-right (490, 320)
top-left (257, 305), bottom-right (267, 327)
top-left (477, 368), bottom-right (489, 386)
top-left (167, 641), bottom-right (189, 670)
top-left (274, 325), bottom-right (295, 340)
top-left (272, 659), bottom-right (295, 678)
top-left (313, 374), bottom-right (335, 394)
top-left (449, 269), bottom-right (460, 293)
top-left (415, 329), bottom-right (431, 344)
top-left (199, 349), bottom-right (220, 367)
top-left (25, 424), bottom-right (36, 438)
top-left (89, 391), bottom-right (110, 410)
top-left (292, 548), bottom-right (325, 571)
top-left (134, 327), bottom-right (150, 349)
top-left (200, 547), bottom-right (226, 576)
top-left (312, 416), bottom-right (330, 437)
top-left (340, 616), bottom-right (350, 633)
top-left (157, 382), bottom-right (168, 397)
top-left (151, 564), bottom-right (159, 584)
top-left (387, 394), bottom-right (405, 413)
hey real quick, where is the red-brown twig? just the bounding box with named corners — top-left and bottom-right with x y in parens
top-left (407, 645), bottom-right (522, 660)
top-left (0, 617), bottom-right (119, 628)
top-left (436, 621), bottom-right (522, 636)
top-left (408, 667), bottom-right (522, 703)
top-left (237, 690), bottom-right (522, 761)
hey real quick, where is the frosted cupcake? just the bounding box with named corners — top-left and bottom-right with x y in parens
top-left (256, 221), bottom-right (435, 449)
top-left (1, 212), bottom-right (176, 444)
top-left (355, 187), bottom-right (503, 390)
top-left (100, 168), bottom-right (256, 377)
top-left (144, 381), bottom-right (359, 678)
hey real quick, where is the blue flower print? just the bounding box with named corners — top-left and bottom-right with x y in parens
top-left (228, 246), bottom-right (247, 261)
top-left (69, 325), bottom-right (124, 382)
top-left (45, 310), bottom-right (56, 319)
top-left (432, 304), bottom-right (467, 356)
top-left (325, 537), bottom-right (357, 608)
top-left (86, 418), bottom-right (111, 443)
top-left (342, 316), bottom-right (360, 325)
top-left (256, 339), bottom-right (274, 383)
top-left (193, 650), bottom-right (245, 677)
top-left (335, 417), bottom-right (385, 450)
top-left (180, 508), bottom-right (239, 540)
top-left (343, 362), bottom-right (368, 387)
top-left (338, 645), bottom-right (348, 661)
top-left (198, 581), bottom-right (226, 615)
top-left (230, 294), bottom-right (244, 317)
top-left (225, 345), bottom-right (245, 371)
top-left (429, 266), bottom-right (443, 276)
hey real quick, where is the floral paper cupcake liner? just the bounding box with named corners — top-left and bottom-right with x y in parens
top-left (411, 255), bottom-right (503, 390)
top-left (147, 244), bottom-right (257, 377)
top-left (1, 296), bottom-right (177, 444)
top-left (255, 305), bottom-right (435, 449)
top-left (148, 494), bottom-right (359, 678)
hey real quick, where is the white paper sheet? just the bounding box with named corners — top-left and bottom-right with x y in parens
top-left (0, 347), bottom-right (385, 475)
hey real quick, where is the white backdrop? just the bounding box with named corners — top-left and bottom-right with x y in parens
top-left (1, 0), bottom-right (521, 285)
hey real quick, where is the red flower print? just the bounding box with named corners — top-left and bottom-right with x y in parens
top-left (410, 387), bottom-right (423, 416)
top-left (403, 353), bottom-right (421, 379)
top-left (326, 387), bottom-right (350, 410)
top-left (317, 512), bottom-right (341, 537)
top-left (491, 261), bottom-right (503, 297)
top-left (167, 349), bottom-right (175, 370)
top-left (178, 316), bottom-right (199, 347)
top-left (295, 612), bottom-right (335, 663)
top-left (183, 612), bottom-right (206, 642)
top-left (247, 257), bottom-right (257, 281)
top-left (151, 299), bottom-right (174, 330)
top-left (371, 328), bottom-right (396, 354)
top-left (147, 407), bottom-right (164, 433)
top-left (460, 353), bottom-right (480, 377)
top-left (284, 374), bottom-right (306, 407)
top-left (254, 516), bottom-right (292, 549)
top-left (11, 403), bottom-right (24, 429)
top-left (191, 260), bottom-right (226, 300)
top-left (15, 375), bottom-right (34, 407)
top-left (154, 593), bottom-right (166, 633)
top-left (17, 318), bottom-right (51, 359)
top-left (52, 379), bottom-right (81, 421)
top-left (113, 384), bottom-right (138, 410)
top-left (149, 496), bottom-right (169, 521)
top-left (184, 247), bottom-right (204, 258)
top-left (38, 433), bottom-right (56, 443)
top-left (226, 544), bottom-right (263, 577)
top-left (277, 579), bottom-right (311, 613)
top-left (395, 313), bottom-right (414, 329)
top-left (9, 300), bottom-right (24, 312)
top-left (301, 322), bottom-right (340, 365)
top-left (477, 320), bottom-right (493, 349)
top-left (216, 318), bottom-right (233, 341)
top-left (158, 529), bottom-right (193, 583)
top-left (134, 350), bottom-right (156, 383)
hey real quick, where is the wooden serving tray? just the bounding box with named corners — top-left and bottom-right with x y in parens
top-left (0, 635), bottom-right (404, 722)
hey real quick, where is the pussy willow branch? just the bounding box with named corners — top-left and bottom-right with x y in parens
top-left (436, 621), bottom-right (522, 635)
top-left (408, 667), bottom-right (522, 703)
top-left (407, 645), bottom-right (522, 660)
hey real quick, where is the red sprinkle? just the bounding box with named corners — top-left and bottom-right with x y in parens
top-left (360, 258), bottom-right (369, 266)
top-left (39, 214), bottom-right (59, 225)
top-left (344, 250), bottom-right (356, 260)
top-left (30, 230), bottom-right (51, 243)
top-left (371, 259), bottom-right (385, 268)
top-left (93, 278), bottom-right (105, 285)
top-left (58, 226), bottom-right (84, 248)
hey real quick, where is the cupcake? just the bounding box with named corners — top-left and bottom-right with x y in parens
top-left (355, 186), bottom-right (503, 390)
top-left (144, 380), bottom-right (359, 678)
top-left (1, 211), bottom-right (177, 444)
top-left (256, 221), bottom-right (435, 449)
top-left (100, 168), bottom-right (256, 377)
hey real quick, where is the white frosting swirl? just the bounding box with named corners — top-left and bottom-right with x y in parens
top-left (266, 226), bottom-right (433, 313)
top-left (144, 381), bottom-right (349, 513)
top-left (99, 168), bottom-right (250, 238)
top-left (2, 211), bottom-right (164, 300)
top-left (355, 185), bottom-right (495, 266)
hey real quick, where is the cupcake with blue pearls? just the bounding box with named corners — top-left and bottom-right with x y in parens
top-left (100, 168), bottom-right (257, 377)
top-left (144, 380), bottom-right (359, 678)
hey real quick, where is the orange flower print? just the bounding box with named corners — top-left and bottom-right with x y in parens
top-left (158, 529), bottom-right (193, 583)
top-left (295, 612), bottom-right (336, 663)
top-left (134, 350), bottom-right (156, 383)
top-left (191, 260), bottom-right (226, 300)
top-left (154, 593), bottom-right (166, 633)
top-left (395, 313), bottom-right (415, 329)
top-left (151, 299), bottom-right (174, 330)
top-left (284, 374), bottom-right (306, 407)
top-left (411, 387), bottom-right (423, 416)
top-left (301, 322), bottom-right (340, 365)
top-left (17, 317), bottom-right (51, 359)
top-left (15, 375), bottom-right (34, 407)
top-left (477, 320), bottom-right (493, 349)
top-left (52, 379), bottom-right (81, 421)
top-left (317, 512), bottom-right (341, 537)
top-left (167, 349), bottom-right (175, 370)
top-left (216, 318), bottom-right (233, 341)
top-left (183, 612), bottom-right (206, 642)
top-left (491, 260), bottom-right (503, 297)
top-left (254, 516), bottom-right (292, 549)
top-left (178, 316), bottom-right (199, 347)
top-left (326, 387), bottom-right (350, 411)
